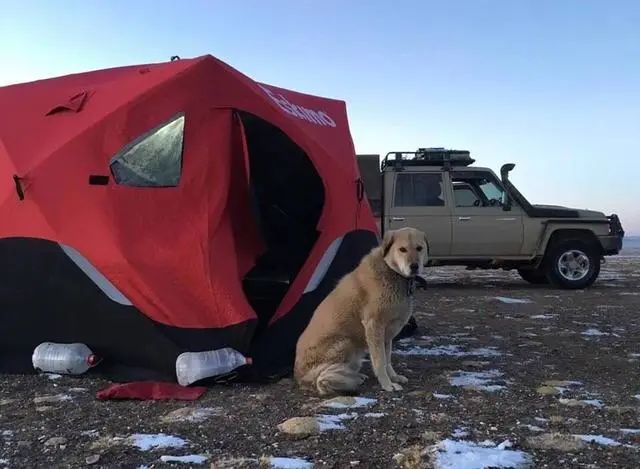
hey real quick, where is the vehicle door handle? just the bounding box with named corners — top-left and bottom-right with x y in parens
top-left (458, 216), bottom-right (471, 221)
top-left (391, 217), bottom-right (405, 221)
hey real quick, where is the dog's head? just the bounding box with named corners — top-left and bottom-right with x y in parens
top-left (381, 227), bottom-right (429, 278)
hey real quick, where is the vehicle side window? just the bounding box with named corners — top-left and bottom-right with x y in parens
top-left (451, 172), bottom-right (506, 208)
top-left (110, 113), bottom-right (185, 187)
top-left (394, 173), bottom-right (444, 207)
top-left (454, 184), bottom-right (480, 207)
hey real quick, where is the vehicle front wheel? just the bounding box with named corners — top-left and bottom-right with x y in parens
top-left (544, 239), bottom-right (601, 289)
top-left (517, 268), bottom-right (548, 285)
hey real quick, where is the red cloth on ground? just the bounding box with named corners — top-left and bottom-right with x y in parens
top-left (96, 381), bottom-right (207, 401)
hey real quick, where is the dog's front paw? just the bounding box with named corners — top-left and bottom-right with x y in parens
top-left (381, 381), bottom-right (403, 392)
top-left (390, 373), bottom-right (408, 384)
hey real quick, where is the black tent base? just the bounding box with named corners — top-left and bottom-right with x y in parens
top-left (0, 230), bottom-right (379, 384)
top-left (0, 237), bottom-right (254, 382)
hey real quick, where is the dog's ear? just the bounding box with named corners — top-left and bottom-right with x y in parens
top-left (382, 230), bottom-right (395, 257)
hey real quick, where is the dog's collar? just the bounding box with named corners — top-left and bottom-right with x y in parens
top-left (407, 277), bottom-right (416, 297)
top-left (387, 266), bottom-right (418, 297)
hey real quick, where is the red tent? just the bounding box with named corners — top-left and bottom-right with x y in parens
top-left (0, 55), bottom-right (378, 382)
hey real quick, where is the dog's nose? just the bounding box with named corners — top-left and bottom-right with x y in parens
top-left (410, 263), bottom-right (419, 273)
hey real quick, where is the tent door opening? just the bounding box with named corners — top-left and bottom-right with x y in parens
top-left (238, 112), bottom-right (325, 333)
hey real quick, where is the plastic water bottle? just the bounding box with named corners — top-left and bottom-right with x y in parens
top-left (32, 342), bottom-right (98, 375)
top-left (175, 348), bottom-right (252, 386)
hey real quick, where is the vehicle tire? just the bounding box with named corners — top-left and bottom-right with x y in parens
top-left (517, 268), bottom-right (548, 285)
top-left (543, 238), bottom-right (601, 289)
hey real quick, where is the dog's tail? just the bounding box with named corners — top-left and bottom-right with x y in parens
top-left (314, 363), bottom-right (365, 396)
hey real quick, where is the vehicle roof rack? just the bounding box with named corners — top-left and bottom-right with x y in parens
top-left (381, 147), bottom-right (474, 170)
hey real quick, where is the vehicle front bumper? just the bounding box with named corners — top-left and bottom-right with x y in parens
top-left (599, 214), bottom-right (625, 255)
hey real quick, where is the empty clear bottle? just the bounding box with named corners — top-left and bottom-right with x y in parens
top-left (176, 348), bottom-right (252, 386)
top-left (32, 342), bottom-right (98, 375)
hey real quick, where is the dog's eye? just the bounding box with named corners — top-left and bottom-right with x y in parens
top-left (416, 246), bottom-right (423, 252)
top-left (399, 247), bottom-right (407, 253)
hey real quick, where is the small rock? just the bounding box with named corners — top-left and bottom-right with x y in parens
top-left (422, 431), bottom-right (440, 443)
top-left (537, 385), bottom-right (561, 396)
top-left (543, 380), bottom-right (581, 387)
top-left (527, 433), bottom-right (587, 452)
top-left (393, 445), bottom-right (425, 468)
top-left (44, 437), bottom-right (68, 447)
top-left (277, 417), bottom-right (320, 439)
top-left (429, 413), bottom-right (448, 423)
top-left (161, 406), bottom-right (223, 424)
top-left (85, 454), bottom-right (100, 465)
top-left (549, 415), bottom-right (564, 424)
top-left (461, 360), bottom-right (490, 368)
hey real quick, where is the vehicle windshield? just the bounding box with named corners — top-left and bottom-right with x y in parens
top-left (478, 179), bottom-right (507, 206)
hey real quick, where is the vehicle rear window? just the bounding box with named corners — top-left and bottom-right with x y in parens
top-left (394, 173), bottom-right (444, 207)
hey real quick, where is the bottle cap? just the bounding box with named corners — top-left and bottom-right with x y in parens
top-left (245, 356), bottom-right (253, 365)
top-left (87, 354), bottom-right (99, 366)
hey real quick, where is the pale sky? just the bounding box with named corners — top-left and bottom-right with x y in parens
top-left (1, 0), bottom-right (638, 233)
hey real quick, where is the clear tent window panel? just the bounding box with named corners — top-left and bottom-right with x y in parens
top-left (110, 113), bottom-right (185, 187)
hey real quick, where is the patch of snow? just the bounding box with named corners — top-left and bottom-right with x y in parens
top-left (431, 439), bottom-right (532, 468)
top-left (522, 425), bottom-right (544, 432)
top-left (635, 395), bottom-right (640, 401)
top-left (69, 387), bottom-right (89, 393)
top-left (620, 429), bottom-right (640, 435)
top-left (574, 434), bottom-right (621, 446)
top-left (0, 459), bottom-right (8, 465)
top-left (629, 353), bottom-right (640, 358)
top-left (558, 398), bottom-right (604, 408)
top-left (81, 429), bottom-right (99, 437)
top-left (268, 457), bottom-right (314, 468)
top-left (2, 430), bottom-right (13, 437)
top-left (494, 296), bottom-right (532, 304)
top-left (363, 412), bottom-right (385, 418)
top-left (316, 413), bottom-right (358, 431)
top-left (160, 454), bottom-right (208, 464)
top-left (396, 344), bottom-right (502, 358)
top-left (452, 427), bottom-right (470, 438)
top-left (448, 370), bottom-right (507, 392)
top-left (433, 393), bottom-right (455, 400)
top-left (321, 397), bottom-right (376, 409)
top-left (45, 373), bottom-right (63, 380)
top-left (530, 314), bottom-right (555, 320)
top-left (582, 328), bottom-right (609, 337)
top-left (534, 417), bottom-right (548, 423)
top-left (33, 393), bottom-right (72, 404)
top-left (128, 433), bottom-right (187, 451)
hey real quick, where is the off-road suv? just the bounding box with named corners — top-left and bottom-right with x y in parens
top-left (357, 148), bottom-right (624, 289)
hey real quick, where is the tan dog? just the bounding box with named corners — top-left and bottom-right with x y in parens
top-left (294, 227), bottom-right (428, 395)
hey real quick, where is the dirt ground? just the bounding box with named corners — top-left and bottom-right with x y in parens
top-left (1, 256), bottom-right (639, 468)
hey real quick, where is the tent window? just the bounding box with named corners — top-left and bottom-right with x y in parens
top-left (110, 113), bottom-right (185, 187)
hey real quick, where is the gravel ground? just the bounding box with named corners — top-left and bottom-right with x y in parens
top-left (1, 256), bottom-right (639, 468)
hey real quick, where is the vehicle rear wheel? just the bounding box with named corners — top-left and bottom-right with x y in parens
top-left (544, 238), bottom-right (601, 289)
top-left (517, 268), bottom-right (548, 285)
